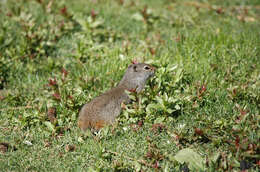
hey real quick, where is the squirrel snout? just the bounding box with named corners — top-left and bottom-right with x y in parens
top-left (151, 66), bottom-right (156, 71)
top-left (150, 66), bottom-right (156, 76)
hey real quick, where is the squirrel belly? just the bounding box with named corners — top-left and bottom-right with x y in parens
top-left (78, 63), bottom-right (155, 130)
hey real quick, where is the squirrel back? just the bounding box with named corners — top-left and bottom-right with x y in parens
top-left (78, 63), bottom-right (155, 130)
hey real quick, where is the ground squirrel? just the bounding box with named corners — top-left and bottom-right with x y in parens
top-left (78, 63), bottom-right (156, 130)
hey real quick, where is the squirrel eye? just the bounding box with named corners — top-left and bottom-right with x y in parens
top-left (133, 65), bottom-right (138, 72)
top-left (144, 66), bottom-right (151, 70)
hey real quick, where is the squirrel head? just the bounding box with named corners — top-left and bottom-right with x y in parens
top-left (119, 63), bottom-right (156, 93)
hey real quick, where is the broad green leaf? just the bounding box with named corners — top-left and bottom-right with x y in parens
top-left (174, 148), bottom-right (205, 170)
top-left (174, 68), bottom-right (183, 84)
top-left (156, 96), bottom-right (164, 105)
top-left (132, 13), bottom-right (143, 21)
top-left (90, 20), bottom-right (104, 28)
top-left (168, 64), bottom-right (178, 72)
top-left (166, 108), bottom-right (174, 114)
top-left (209, 152), bottom-right (220, 163)
top-left (154, 116), bottom-right (165, 123)
top-left (43, 121), bottom-right (55, 132)
top-left (146, 103), bottom-right (160, 113)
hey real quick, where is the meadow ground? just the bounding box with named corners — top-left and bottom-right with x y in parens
top-left (0, 0), bottom-right (259, 171)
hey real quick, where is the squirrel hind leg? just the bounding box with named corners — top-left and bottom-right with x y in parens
top-left (78, 118), bottom-right (107, 131)
top-left (93, 120), bottom-right (107, 130)
top-left (78, 119), bottom-right (90, 131)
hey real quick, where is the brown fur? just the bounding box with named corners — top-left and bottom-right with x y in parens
top-left (78, 63), bottom-right (155, 130)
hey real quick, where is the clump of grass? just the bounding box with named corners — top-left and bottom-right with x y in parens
top-left (0, 0), bottom-right (259, 171)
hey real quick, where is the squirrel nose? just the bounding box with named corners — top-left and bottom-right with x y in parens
top-left (151, 66), bottom-right (156, 72)
top-left (150, 66), bottom-right (156, 76)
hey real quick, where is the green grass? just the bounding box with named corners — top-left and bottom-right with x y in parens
top-left (0, 0), bottom-right (259, 171)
